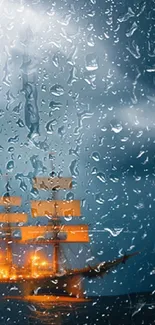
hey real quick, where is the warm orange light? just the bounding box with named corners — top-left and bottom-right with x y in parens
top-left (10, 275), bottom-right (17, 280)
top-left (31, 255), bottom-right (39, 261)
top-left (0, 268), bottom-right (9, 279)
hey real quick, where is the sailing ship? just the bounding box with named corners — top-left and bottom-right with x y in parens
top-left (0, 172), bottom-right (138, 301)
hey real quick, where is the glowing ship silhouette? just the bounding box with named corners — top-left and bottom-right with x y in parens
top-left (0, 174), bottom-right (138, 301)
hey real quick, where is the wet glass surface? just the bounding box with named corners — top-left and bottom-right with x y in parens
top-left (0, 0), bottom-right (155, 324)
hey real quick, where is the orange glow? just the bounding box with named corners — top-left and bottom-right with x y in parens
top-left (0, 196), bottom-right (21, 206)
top-left (0, 268), bottom-right (9, 278)
top-left (0, 213), bottom-right (27, 223)
top-left (31, 200), bottom-right (81, 217)
top-left (19, 225), bottom-right (89, 243)
top-left (31, 255), bottom-right (39, 262)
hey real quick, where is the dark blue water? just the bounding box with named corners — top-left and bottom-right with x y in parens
top-left (0, 292), bottom-right (155, 325)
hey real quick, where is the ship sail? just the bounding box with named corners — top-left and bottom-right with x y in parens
top-left (0, 172), bottom-right (138, 299)
top-left (16, 224), bottom-right (89, 243)
top-left (33, 177), bottom-right (72, 190)
top-left (31, 200), bottom-right (81, 217)
top-left (0, 213), bottom-right (27, 223)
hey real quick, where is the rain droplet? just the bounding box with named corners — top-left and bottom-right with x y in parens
top-left (45, 120), bottom-right (57, 134)
top-left (117, 7), bottom-right (135, 22)
top-left (87, 34), bottom-right (95, 47)
top-left (58, 126), bottom-right (65, 138)
top-left (64, 216), bottom-right (73, 222)
top-left (134, 202), bottom-right (144, 210)
top-left (50, 84), bottom-right (64, 96)
top-left (16, 118), bottom-right (25, 128)
top-left (69, 160), bottom-right (79, 177)
top-left (111, 124), bottom-right (123, 133)
top-left (49, 101), bottom-right (62, 112)
top-left (20, 180), bottom-right (27, 192)
top-left (31, 187), bottom-right (39, 198)
top-left (6, 160), bottom-right (14, 172)
top-left (109, 175), bottom-right (119, 183)
top-left (104, 228), bottom-right (123, 237)
top-left (67, 67), bottom-right (78, 86)
top-left (84, 72), bottom-right (96, 87)
top-left (91, 167), bottom-right (97, 174)
top-left (97, 172), bottom-right (106, 183)
top-left (8, 135), bottom-right (19, 143)
top-left (8, 147), bottom-right (14, 153)
top-left (126, 22), bottom-right (138, 37)
top-left (52, 54), bottom-right (59, 68)
top-left (13, 102), bottom-right (22, 114)
top-left (0, 109), bottom-right (4, 118)
top-left (91, 152), bottom-right (100, 162)
top-left (85, 53), bottom-right (98, 71)
top-left (136, 151), bottom-right (145, 158)
top-left (97, 250), bottom-right (103, 255)
top-left (95, 192), bottom-right (105, 204)
top-left (66, 192), bottom-right (74, 200)
top-left (126, 40), bottom-right (140, 59)
top-left (41, 84), bottom-right (46, 92)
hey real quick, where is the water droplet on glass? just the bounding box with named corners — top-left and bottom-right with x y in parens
top-left (92, 152), bottom-right (100, 162)
top-left (0, 109), bottom-right (4, 118)
top-left (16, 118), bottom-right (25, 128)
top-left (104, 227), bottom-right (123, 237)
top-left (134, 202), bottom-right (144, 210)
top-left (87, 34), bottom-right (95, 47)
top-left (6, 160), bottom-right (14, 172)
top-left (50, 84), bottom-right (64, 96)
top-left (109, 175), bottom-right (119, 183)
top-left (97, 250), bottom-right (103, 255)
top-left (111, 124), bottom-right (123, 133)
top-left (67, 67), bottom-right (78, 86)
top-left (52, 54), bottom-right (59, 68)
top-left (31, 187), bottom-right (39, 198)
top-left (49, 101), bottom-right (62, 112)
top-left (8, 136), bottom-right (19, 143)
top-left (85, 53), bottom-right (98, 71)
top-left (20, 180), bottom-right (27, 192)
top-left (66, 192), bottom-right (74, 200)
top-left (45, 120), bottom-right (57, 134)
top-left (126, 22), bottom-right (138, 37)
top-left (97, 172), bottom-right (106, 183)
top-left (91, 167), bottom-right (97, 174)
top-left (69, 160), bottom-right (79, 177)
top-left (8, 146), bottom-right (14, 153)
top-left (58, 126), bottom-right (65, 138)
top-left (117, 7), bottom-right (135, 22)
top-left (95, 192), bottom-right (105, 204)
top-left (41, 84), bottom-right (46, 92)
top-left (126, 40), bottom-right (140, 59)
top-left (64, 216), bottom-right (72, 222)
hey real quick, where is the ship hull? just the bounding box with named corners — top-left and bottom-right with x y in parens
top-left (0, 274), bottom-right (85, 300)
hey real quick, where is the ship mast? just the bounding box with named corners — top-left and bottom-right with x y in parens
top-left (4, 174), bottom-right (12, 272)
top-left (0, 176), bottom-right (27, 278)
top-left (49, 152), bottom-right (60, 274)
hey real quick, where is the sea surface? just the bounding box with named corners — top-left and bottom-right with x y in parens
top-left (0, 292), bottom-right (155, 325)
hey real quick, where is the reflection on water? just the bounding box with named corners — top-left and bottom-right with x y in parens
top-left (28, 301), bottom-right (75, 325)
top-left (0, 292), bottom-right (155, 325)
top-left (27, 297), bottom-right (94, 325)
